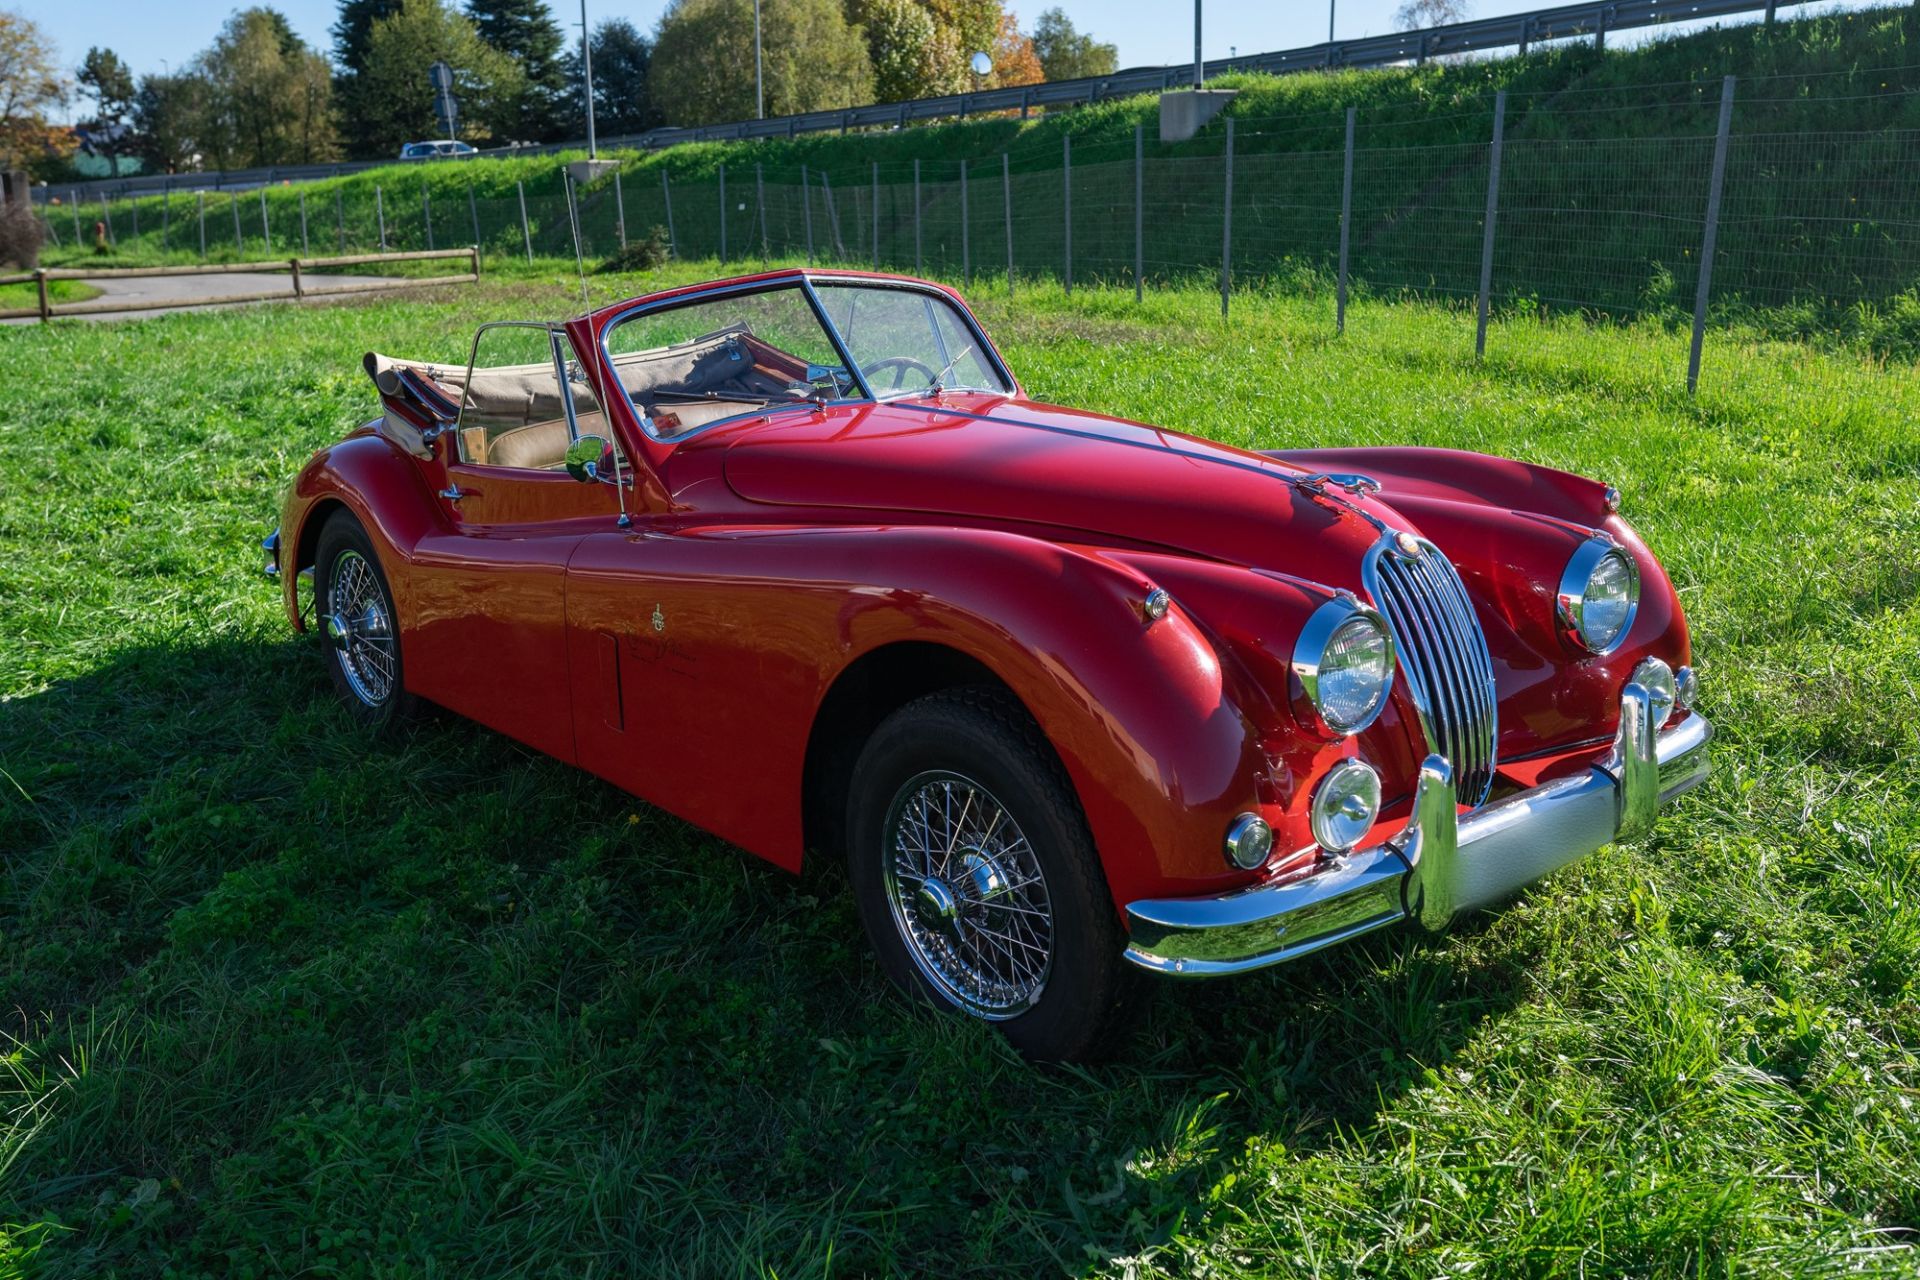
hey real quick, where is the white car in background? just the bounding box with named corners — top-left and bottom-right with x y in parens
top-left (399, 141), bottom-right (478, 160)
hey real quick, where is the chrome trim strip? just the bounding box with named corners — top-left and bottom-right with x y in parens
top-left (1121, 692), bottom-right (1713, 978)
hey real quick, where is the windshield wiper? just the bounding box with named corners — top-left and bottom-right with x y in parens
top-left (923, 344), bottom-right (975, 397)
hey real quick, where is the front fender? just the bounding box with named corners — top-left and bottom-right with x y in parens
top-left (279, 427), bottom-right (442, 632)
top-left (794, 527), bottom-right (1279, 909)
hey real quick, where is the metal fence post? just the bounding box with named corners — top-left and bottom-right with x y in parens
top-left (1134, 125), bottom-right (1144, 303)
top-left (802, 165), bottom-right (815, 263)
top-left (913, 158), bottom-right (922, 272)
top-left (1003, 152), bottom-right (1013, 295)
top-left (259, 186), bottom-right (271, 252)
top-left (517, 180), bottom-right (533, 262)
top-left (822, 171), bottom-right (843, 258)
top-left (661, 171), bottom-right (677, 259)
top-left (960, 160), bottom-right (970, 287)
top-left (468, 183), bottom-right (481, 249)
top-left (719, 162), bottom-right (727, 264)
top-left (1688, 75), bottom-right (1736, 395)
top-left (1063, 134), bottom-right (1072, 295)
top-left (71, 191), bottom-right (81, 246)
top-left (564, 172), bottom-right (587, 299)
top-left (614, 169), bottom-right (627, 248)
top-left (1475, 89), bottom-right (1507, 357)
top-left (197, 191), bottom-right (206, 259)
top-left (376, 185), bottom-right (387, 251)
top-left (756, 162), bottom-right (769, 260)
top-left (231, 194), bottom-right (242, 252)
top-left (1338, 106), bottom-right (1355, 334)
top-left (102, 195), bottom-right (114, 246)
top-left (130, 197), bottom-right (138, 241)
top-left (1220, 117), bottom-right (1234, 318)
top-left (336, 189), bottom-right (346, 254)
top-left (872, 161), bottom-right (880, 269)
top-left (299, 190), bottom-right (309, 256)
top-left (162, 187), bottom-right (171, 253)
top-left (423, 182), bottom-right (433, 251)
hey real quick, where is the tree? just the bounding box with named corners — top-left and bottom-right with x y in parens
top-left (333, 0), bottom-right (406, 75)
top-left (345, 0), bottom-right (523, 154)
top-left (191, 9), bottom-right (340, 168)
top-left (468, 0), bottom-right (569, 140)
top-left (1029, 8), bottom-right (1115, 82)
top-left (132, 72), bottom-right (207, 173)
top-left (76, 47), bottom-right (136, 175)
top-left (651, 0), bottom-right (873, 126)
top-left (563, 18), bottom-right (661, 138)
top-left (1392, 0), bottom-right (1470, 30)
top-left (854, 0), bottom-right (955, 103)
top-left (0, 9), bottom-right (76, 175)
top-left (987, 11), bottom-right (1043, 89)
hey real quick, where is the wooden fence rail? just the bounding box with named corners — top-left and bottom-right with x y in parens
top-left (1, 248), bottom-right (479, 322)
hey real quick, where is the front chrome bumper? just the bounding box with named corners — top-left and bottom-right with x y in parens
top-left (1123, 683), bottom-right (1713, 977)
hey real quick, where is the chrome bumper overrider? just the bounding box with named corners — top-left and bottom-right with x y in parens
top-left (1123, 683), bottom-right (1713, 977)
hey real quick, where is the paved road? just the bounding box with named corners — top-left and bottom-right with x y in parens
top-left (6, 270), bottom-right (414, 324)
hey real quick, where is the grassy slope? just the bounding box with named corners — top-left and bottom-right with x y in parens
top-left (0, 268), bottom-right (1916, 1276)
top-left (43, 8), bottom-right (1920, 256)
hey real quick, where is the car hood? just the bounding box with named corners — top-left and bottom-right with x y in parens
top-left (718, 394), bottom-right (1399, 589)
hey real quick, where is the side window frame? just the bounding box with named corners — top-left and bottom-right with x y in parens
top-left (452, 319), bottom-right (594, 471)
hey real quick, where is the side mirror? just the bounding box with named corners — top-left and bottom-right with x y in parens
top-left (565, 434), bottom-right (612, 483)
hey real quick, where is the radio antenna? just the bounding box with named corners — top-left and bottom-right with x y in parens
top-left (563, 170), bottom-right (590, 310)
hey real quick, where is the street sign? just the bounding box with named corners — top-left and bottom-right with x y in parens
top-left (429, 61), bottom-right (454, 92)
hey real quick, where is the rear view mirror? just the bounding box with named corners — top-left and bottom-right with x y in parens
top-left (565, 434), bottom-right (612, 483)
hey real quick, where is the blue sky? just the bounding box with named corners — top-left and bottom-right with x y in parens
top-left (23, 0), bottom-right (1870, 109)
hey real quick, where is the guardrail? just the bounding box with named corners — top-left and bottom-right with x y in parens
top-left (35, 0), bottom-right (1810, 203)
top-left (0, 247), bottom-right (479, 321)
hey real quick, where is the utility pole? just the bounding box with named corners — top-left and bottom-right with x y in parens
top-left (580, 0), bottom-right (598, 159)
top-left (754, 0), bottom-right (765, 120)
top-left (1193, 0), bottom-right (1203, 88)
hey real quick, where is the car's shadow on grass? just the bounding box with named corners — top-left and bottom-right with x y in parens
top-left (1, 634), bottom-right (1525, 1276)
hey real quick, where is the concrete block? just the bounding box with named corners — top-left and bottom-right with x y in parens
top-left (1159, 90), bottom-right (1238, 144)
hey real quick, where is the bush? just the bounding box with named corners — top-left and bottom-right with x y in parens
top-left (0, 200), bottom-right (44, 270)
top-left (596, 225), bottom-right (671, 274)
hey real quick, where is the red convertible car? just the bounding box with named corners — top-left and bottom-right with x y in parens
top-left (268, 269), bottom-right (1711, 1060)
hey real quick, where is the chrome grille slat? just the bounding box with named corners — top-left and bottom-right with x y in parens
top-left (1410, 553), bottom-right (1483, 763)
top-left (1363, 535), bottom-right (1499, 808)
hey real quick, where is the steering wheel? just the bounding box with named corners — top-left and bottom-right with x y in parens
top-left (858, 355), bottom-right (938, 391)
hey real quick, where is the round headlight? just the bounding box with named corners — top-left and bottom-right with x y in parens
top-left (1291, 599), bottom-right (1395, 736)
top-left (1557, 539), bottom-right (1640, 654)
top-left (1311, 759), bottom-right (1382, 854)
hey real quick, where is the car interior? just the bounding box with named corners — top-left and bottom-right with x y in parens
top-left (366, 325), bottom-right (823, 472)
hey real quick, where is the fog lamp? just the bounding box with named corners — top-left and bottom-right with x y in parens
top-left (1311, 759), bottom-right (1382, 854)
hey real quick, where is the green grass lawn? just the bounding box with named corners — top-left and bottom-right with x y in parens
top-left (0, 268), bottom-right (1916, 1277)
top-left (0, 279), bottom-right (101, 312)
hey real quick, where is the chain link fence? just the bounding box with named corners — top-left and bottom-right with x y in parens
top-left (33, 68), bottom-right (1920, 388)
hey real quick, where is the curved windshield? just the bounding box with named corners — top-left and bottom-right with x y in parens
top-left (600, 280), bottom-right (1011, 440)
top-left (812, 283), bottom-right (1011, 399)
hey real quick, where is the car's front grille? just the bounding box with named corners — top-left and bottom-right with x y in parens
top-left (1363, 534), bottom-right (1499, 807)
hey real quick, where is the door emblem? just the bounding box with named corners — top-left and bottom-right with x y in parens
top-left (651, 604), bottom-right (666, 632)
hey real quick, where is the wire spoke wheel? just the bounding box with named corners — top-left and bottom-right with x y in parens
top-left (881, 769), bottom-right (1054, 1020)
top-left (324, 549), bottom-right (397, 707)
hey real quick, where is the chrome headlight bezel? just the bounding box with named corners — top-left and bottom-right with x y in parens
top-left (1556, 537), bottom-right (1641, 655)
top-left (1290, 597), bottom-right (1396, 738)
